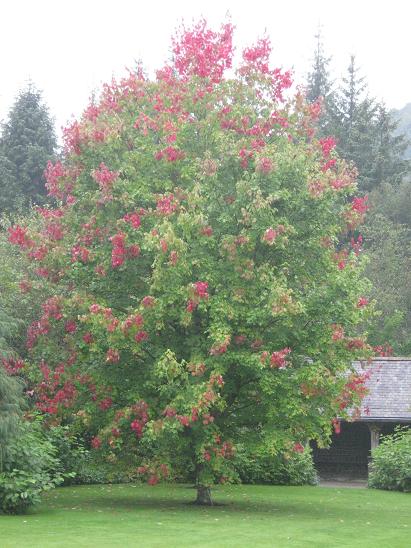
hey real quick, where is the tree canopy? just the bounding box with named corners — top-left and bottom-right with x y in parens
top-left (9, 20), bottom-right (373, 504)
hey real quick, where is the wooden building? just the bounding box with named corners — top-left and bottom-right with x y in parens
top-left (312, 358), bottom-right (411, 479)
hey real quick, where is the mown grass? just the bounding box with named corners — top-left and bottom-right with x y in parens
top-left (1, 483), bottom-right (411, 547)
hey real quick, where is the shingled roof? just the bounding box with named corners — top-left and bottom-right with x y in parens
top-left (353, 358), bottom-right (411, 422)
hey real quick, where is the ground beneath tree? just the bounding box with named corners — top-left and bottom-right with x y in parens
top-left (2, 484), bottom-right (411, 547)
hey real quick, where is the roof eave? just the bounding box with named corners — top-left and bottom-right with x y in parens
top-left (344, 417), bottom-right (411, 423)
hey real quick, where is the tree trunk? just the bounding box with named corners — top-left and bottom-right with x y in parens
top-left (195, 485), bottom-right (213, 506)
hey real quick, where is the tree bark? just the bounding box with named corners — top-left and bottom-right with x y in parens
top-left (195, 485), bottom-right (213, 506)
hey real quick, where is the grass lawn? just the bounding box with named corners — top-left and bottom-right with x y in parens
top-left (1, 483), bottom-right (411, 547)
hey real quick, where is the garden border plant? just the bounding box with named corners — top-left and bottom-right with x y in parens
top-left (369, 426), bottom-right (411, 492)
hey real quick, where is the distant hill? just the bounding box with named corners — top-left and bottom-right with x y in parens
top-left (392, 103), bottom-right (411, 159)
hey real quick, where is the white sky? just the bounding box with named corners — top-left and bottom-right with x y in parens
top-left (1, 0), bottom-right (410, 135)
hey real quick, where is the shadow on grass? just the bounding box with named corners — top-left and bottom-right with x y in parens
top-left (38, 483), bottom-right (381, 520)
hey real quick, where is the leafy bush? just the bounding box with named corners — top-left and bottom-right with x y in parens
top-left (0, 365), bottom-right (24, 452)
top-left (369, 427), bottom-right (411, 492)
top-left (235, 444), bottom-right (318, 486)
top-left (46, 426), bottom-right (145, 484)
top-left (74, 460), bottom-right (142, 485)
top-left (45, 426), bottom-right (89, 485)
top-left (0, 469), bottom-right (62, 515)
top-left (0, 422), bottom-right (64, 514)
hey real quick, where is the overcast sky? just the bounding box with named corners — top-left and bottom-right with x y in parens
top-left (1, 0), bottom-right (410, 135)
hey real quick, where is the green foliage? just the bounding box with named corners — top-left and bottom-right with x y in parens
top-left (370, 179), bottom-right (411, 229)
top-left (0, 368), bottom-right (24, 462)
top-left (0, 309), bottom-right (20, 357)
top-left (45, 425), bottom-right (146, 485)
top-left (1, 421), bottom-right (60, 477)
top-left (0, 229), bottom-right (50, 509)
top-left (393, 102), bottom-right (411, 160)
top-left (0, 282), bottom-right (25, 477)
top-left (307, 36), bottom-right (411, 351)
top-left (73, 461), bottom-right (142, 485)
top-left (234, 444), bottom-right (317, 485)
top-left (12, 22), bottom-right (372, 496)
top-left (364, 217), bottom-right (411, 353)
top-left (328, 57), bottom-right (409, 191)
top-left (0, 421), bottom-right (64, 513)
top-left (0, 468), bottom-right (62, 515)
top-left (370, 105), bottom-right (409, 187)
top-left (44, 426), bottom-right (89, 485)
top-left (0, 272), bottom-right (25, 457)
top-left (369, 427), bottom-right (411, 492)
top-left (0, 250), bottom-right (22, 356)
top-left (363, 186), bottom-right (411, 353)
top-left (0, 211), bottom-right (51, 361)
top-left (0, 83), bottom-right (56, 212)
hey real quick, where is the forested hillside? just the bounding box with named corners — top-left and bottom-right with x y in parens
top-left (393, 102), bottom-right (411, 159)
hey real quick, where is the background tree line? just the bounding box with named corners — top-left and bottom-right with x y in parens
top-left (306, 32), bottom-right (411, 354)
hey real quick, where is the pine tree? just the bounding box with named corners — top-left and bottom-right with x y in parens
top-left (0, 84), bottom-right (56, 212)
top-left (306, 29), bottom-right (333, 105)
top-left (371, 104), bottom-right (409, 186)
top-left (328, 56), bottom-right (376, 190)
top-left (328, 56), bottom-right (409, 191)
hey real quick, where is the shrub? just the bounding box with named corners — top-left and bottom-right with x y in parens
top-left (0, 469), bottom-right (62, 515)
top-left (0, 422), bottom-right (64, 514)
top-left (235, 444), bottom-right (318, 485)
top-left (368, 427), bottom-right (411, 492)
top-left (46, 427), bottom-right (148, 484)
top-left (0, 365), bottom-right (24, 456)
top-left (74, 460), bottom-right (142, 485)
top-left (45, 425), bottom-right (89, 485)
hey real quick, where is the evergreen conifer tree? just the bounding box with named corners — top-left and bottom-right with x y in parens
top-left (326, 56), bottom-right (409, 191)
top-left (306, 29), bottom-right (333, 105)
top-left (0, 84), bottom-right (56, 212)
top-left (328, 56), bottom-right (377, 190)
top-left (371, 104), bottom-right (409, 186)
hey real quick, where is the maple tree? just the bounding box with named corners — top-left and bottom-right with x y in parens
top-left (9, 20), bottom-right (374, 504)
